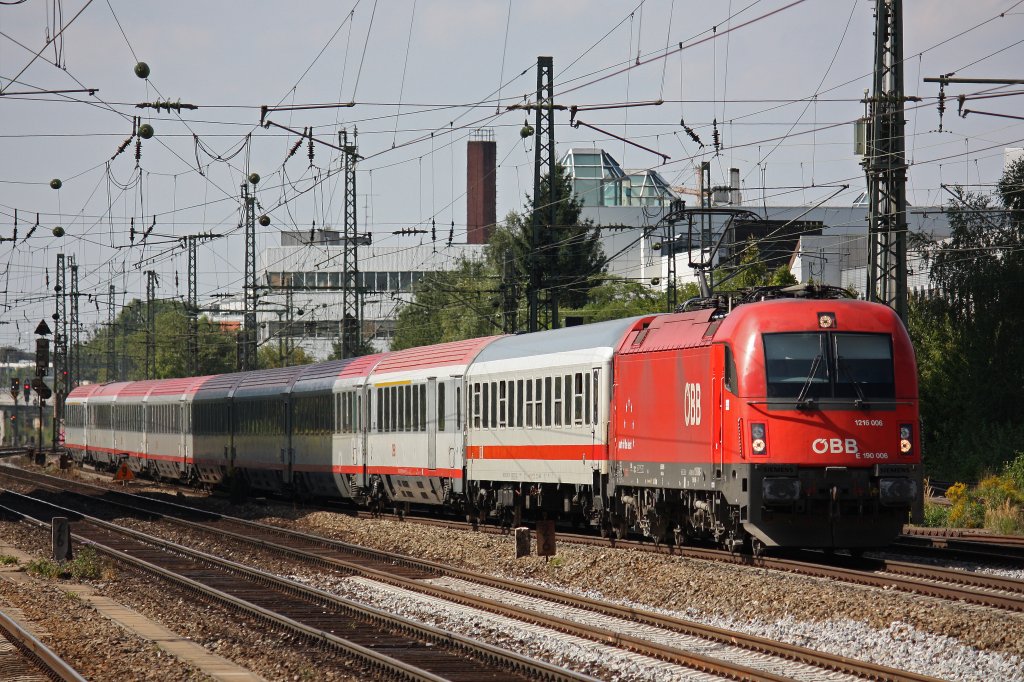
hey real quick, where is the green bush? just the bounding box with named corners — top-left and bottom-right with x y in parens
top-left (1004, 451), bottom-right (1024, 489)
top-left (67, 547), bottom-right (105, 581)
top-left (23, 548), bottom-right (108, 581)
top-left (25, 558), bottom-right (62, 579)
top-left (922, 501), bottom-right (950, 527)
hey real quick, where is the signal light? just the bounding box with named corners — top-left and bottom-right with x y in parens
top-left (751, 423), bottom-right (767, 456)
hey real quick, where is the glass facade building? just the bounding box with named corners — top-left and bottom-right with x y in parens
top-left (560, 148), bottom-right (676, 208)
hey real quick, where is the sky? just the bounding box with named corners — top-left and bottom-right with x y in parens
top-left (1, 0), bottom-right (1022, 351)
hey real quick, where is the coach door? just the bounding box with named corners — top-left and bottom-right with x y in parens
top-left (355, 384), bottom-right (368, 487)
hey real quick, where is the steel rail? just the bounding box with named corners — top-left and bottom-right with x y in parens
top-left (1, 467), bottom-right (945, 682)
top-left (0, 608), bottom-right (87, 682)
top-left (0, 491), bottom-right (593, 682)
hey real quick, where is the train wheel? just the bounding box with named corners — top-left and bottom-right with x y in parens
top-left (750, 537), bottom-right (766, 559)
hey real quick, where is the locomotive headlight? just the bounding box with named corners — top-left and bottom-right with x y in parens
top-left (899, 423), bottom-right (913, 455)
top-left (750, 423), bottom-right (767, 455)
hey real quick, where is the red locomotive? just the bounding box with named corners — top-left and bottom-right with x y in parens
top-left (604, 288), bottom-right (921, 552)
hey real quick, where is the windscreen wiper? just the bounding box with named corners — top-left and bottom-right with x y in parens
top-left (795, 354), bottom-right (823, 408)
top-left (836, 356), bottom-right (868, 408)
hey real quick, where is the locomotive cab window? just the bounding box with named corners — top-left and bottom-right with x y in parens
top-left (833, 333), bottom-right (895, 399)
top-left (763, 332), bottom-right (894, 402)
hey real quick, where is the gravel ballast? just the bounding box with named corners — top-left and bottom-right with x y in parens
top-left (6, 466), bottom-right (1024, 681)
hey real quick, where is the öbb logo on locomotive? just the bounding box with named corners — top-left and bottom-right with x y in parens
top-left (683, 382), bottom-right (701, 426)
top-left (62, 290), bottom-right (921, 553)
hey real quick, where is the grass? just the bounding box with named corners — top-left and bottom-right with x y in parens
top-left (0, 554), bottom-right (19, 566)
top-left (24, 547), bottom-right (108, 581)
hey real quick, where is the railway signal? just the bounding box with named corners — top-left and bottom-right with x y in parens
top-left (9, 377), bottom-right (17, 400)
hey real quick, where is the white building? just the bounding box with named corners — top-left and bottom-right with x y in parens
top-left (257, 230), bottom-right (485, 358)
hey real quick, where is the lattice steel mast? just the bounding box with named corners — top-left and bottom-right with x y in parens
top-left (340, 128), bottom-right (361, 357)
top-left (528, 56), bottom-right (556, 332)
top-left (864, 0), bottom-right (908, 320)
top-left (241, 179), bottom-right (258, 371)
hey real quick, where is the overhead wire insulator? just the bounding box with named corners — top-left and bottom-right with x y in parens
top-left (24, 214), bottom-right (38, 243)
top-left (286, 128), bottom-right (305, 160)
top-left (129, 217), bottom-right (135, 244)
top-left (937, 83), bottom-right (946, 132)
top-left (448, 221), bottom-right (454, 248)
top-left (712, 118), bottom-right (721, 153)
top-left (680, 118), bottom-right (703, 147)
top-left (308, 129), bottom-right (315, 166)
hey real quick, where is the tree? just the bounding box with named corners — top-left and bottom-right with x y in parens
top-left (911, 158), bottom-right (1024, 480)
top-left (79, 300), bottom-right (240, 381)
top-left (390, 259), bottom-right (503, 350)
top-left (258, 343), bottom-right (316, 369)
top-left (489, 163), bottom-right (607, 325)
top-left (715, 238), bottom-right (798, 291)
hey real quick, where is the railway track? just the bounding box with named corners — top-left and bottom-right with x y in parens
top-left (346, 509), bottom-right (1024, 612)
top-left (0, 487), bottom-right (596, 682)
top-left (898, 528), bottom-right (1024, 564)
top-left (0, 466), bottom-right (946, 682)
top-left (0, 606), bottom-right (86, 682)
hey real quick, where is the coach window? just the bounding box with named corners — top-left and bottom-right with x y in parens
top-left (574, 373), bottom-right (584, 425)
top-left (489, 381), bottom-right (498, 429)
top-left (585, 371), bottom-right (592, 425)
top-left (553, 376), bottom-right (562, 426)
top-left (438, 384), bottom-right (446, 431)
top-left (531, 378), bottom-right (540, 427)
top-left (472, 383), bottom-right (480, 428)
top-left (515, 379), bottom-right (524, 427)
top-left (375, 389), bottom-right (383, 432)
top-left (419, 384), bottom-right (427, 432)
top-left (507, 378), bottom-right (516, 428)
top-left (407, 385), bottom-right (415, 428)
top-left (456, 385), bottom-right (462, 429)
top-left (411, 384), bottom-right (419, 432)
top-left (397, 386), bottom-right (405, 432)
top-left (479, 382), bottom-right (487, 428)
top-left (498, 381), bottom-right (507, 428)
top-left (524, 379), bottom-right (533, 427)
top-left (541, 377), bottom-right (551, 427)
top-left (409, 385), bottom-right (417, 432)
top-left (390, 386), bottom-right (398, 432)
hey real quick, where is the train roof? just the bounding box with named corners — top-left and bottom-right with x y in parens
top-left (293, 358), bottom-right (355, 393)
top-left (474, 316), bottom-right (650, 363)
top-left (371, 336), bottom-right (499, 375)
top-left (617, 308), bottom-right (718, 355)
top-left (87, 381), bottom-right (134, 399)
top-left (232, 365), bottom-right (305, 399)
top-left (712, 297), bottom-right (904, 339)
top-left (192, 372), bottom-right (241, 401)
top-left (338, 353), bottom-right (384, 379)
top-left (65, 383), bottom-right (105, 401)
